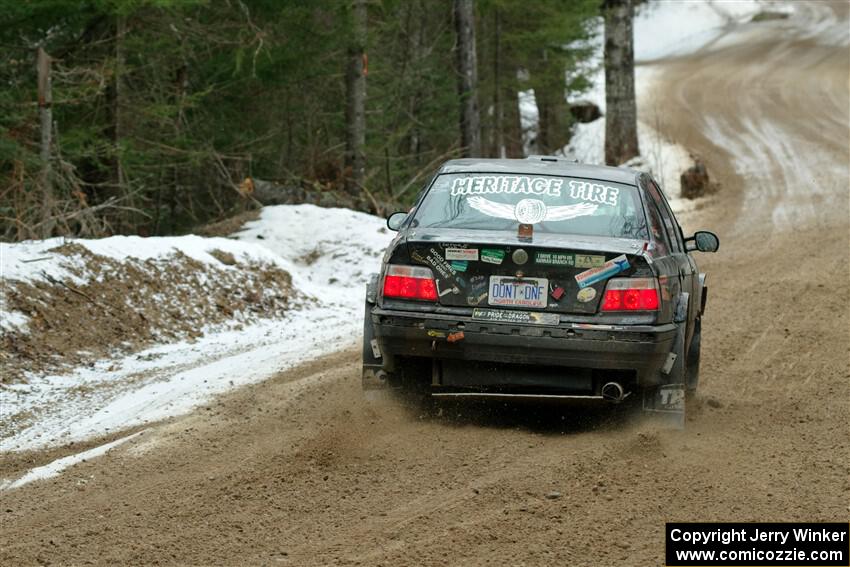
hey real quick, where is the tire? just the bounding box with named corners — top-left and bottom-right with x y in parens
top-left (685, 318), bottom-right (702, 394)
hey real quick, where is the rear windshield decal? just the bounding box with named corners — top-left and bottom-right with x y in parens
top-left (568, 180), bottom-right (620, 206)
top-left (451, 175), bottom-right (563, 197)
top-left (467, 196), bottom-right (598, 224)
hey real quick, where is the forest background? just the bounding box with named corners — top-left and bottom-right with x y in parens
top-left (0, 0), bottom-right (618, 241)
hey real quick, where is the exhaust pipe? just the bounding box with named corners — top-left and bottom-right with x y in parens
top-left (601, 382), bottom-right (625, 403)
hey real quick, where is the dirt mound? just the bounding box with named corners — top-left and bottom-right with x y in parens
top-left (1, 242), bottom-right (297, 383)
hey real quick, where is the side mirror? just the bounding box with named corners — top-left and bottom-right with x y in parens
top-left (386, 211), bottom-right (408, 231)
top-left (685, 230), bottom-right (720, 253)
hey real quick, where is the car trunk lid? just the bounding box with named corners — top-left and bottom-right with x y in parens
top-left (405, 228), bottom-right (650, 315)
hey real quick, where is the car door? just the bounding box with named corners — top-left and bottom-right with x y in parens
top-left (645, 177), bottom-right (698, 346)
top-left (640, 179), bottom-right (680, 323)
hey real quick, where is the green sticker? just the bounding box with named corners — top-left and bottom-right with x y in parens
top-left (480, 249), bottom-right (505, 265)
top-left (450, 260), bottom-right (468, 272)
top-left (535, 252), bottom-right (575, 266)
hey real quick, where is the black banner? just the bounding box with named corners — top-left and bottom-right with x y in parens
top-left (666, 523), bottom-right (849, 566)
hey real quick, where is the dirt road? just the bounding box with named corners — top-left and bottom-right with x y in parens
top-left (2, 5), bottom-right (848, 566)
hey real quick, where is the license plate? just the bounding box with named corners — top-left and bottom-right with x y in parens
top-left (472, 308), bottom-right (560, 326)
top-left (487, 276), bottom-right (548, 308)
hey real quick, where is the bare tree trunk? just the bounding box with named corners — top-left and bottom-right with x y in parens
top-left (344, 0), bottom-right (367, 195)
top-left (604, 0), bottom-right (639, 165)
top-left (37, 46), bottom-right (54, 237)
top-left (538, 98), bottom-right (553, 154)
top-left (454, 0), bottom-right (481, 157)
top-left (492, 8), bottom-right (505, 158)
top-left (159, 63), bottom-right (189, 236)
top-left (501, 88), bottom-right (524, 158)
top-left (114, 15), bottom-right (126, 191)
top-left (408, 0), bottom-right (425, 164)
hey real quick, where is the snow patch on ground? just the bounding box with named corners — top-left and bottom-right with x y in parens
top-left (1, 205), bottom-right (393, 454)
top-left (1, 234), bottom-right (292, 287)
top-left (0, 233), bottom-right (302, 336)
top-left (1, 431), bottom-right (145, 491)
top-left (518, 89), bottom-right (539, 156)
top-left (634, 0), bottom-right (767, 62)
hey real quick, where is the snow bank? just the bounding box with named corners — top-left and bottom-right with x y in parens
top-left (233, 204), bottom-right (393, 308)
top-left (1, 205), bottom-right (394, 455)
top-left (634, 0), bottom-right (767, 62)
top-left (1, 234), bottom-right (292, 287)
top-left (0, 234), bottom-right (298, 335)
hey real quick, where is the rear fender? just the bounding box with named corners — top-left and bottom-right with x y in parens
top-left (366, 273), bottom-right (379, 305)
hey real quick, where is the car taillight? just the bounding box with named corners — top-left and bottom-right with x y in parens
top-left (601, 277), bottom-right (660, 311)
top-left (382, 264), bottom-right (438, 302)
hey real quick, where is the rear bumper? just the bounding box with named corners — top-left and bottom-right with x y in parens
top-left (369, 307), bottom-right (676, 388)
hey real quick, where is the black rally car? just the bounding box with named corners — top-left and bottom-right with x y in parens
top-left (362, 156), bottom-right (719, 421)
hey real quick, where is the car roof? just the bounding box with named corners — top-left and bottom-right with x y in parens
top-left (438, 156), bottom-right (641, 186)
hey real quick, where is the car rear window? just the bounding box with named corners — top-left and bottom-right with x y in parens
top-left (410, 173), bottom-right (648, 239)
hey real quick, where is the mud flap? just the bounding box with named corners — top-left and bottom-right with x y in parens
top-left (642, 383), bottom-right (685, 430)
top-left (362, 275), bottom-right (389, 397)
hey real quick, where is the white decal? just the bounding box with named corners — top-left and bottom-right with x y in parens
top-left (466, 196), bottom-right (598, 225)
top-left (514, 199), bottom-right (548, 223)
top-left (445, 247), bottom-right (478, 261)
top-left (568, 180), bottom-right (620, 206)
top-left (451, 176), bottom-right (563, 197)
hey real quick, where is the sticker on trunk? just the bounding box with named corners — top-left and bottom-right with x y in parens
top-left (480, 249), bottom-right (505, 265)
top-left (574, 254), bottom-right (629, 289)
top-left (488, 276), bottom-right (548, 308)
top-left (412, 248), bottom-right (463, 294)
top-left (449, 260), bottom-right (468, 272)
top-left (575, 254), bottom-right (605, 268)
top-left (535, 252), bottom-right (575, 266)
top-left (467, 275), bottom-right (488, 305)
top-left (445, 247), bottom-right (478, 261)
top-left (472, 308), bottom-right (560, 326)
top-left (576, 287), bottom-right (597, 303)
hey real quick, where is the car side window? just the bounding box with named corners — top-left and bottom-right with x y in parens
top-left (646, 180), bottom-right (683, 253)
top-left (645, 198), bottom-right (670, 256)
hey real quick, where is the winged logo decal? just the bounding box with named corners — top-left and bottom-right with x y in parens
top-left (466, 196), bottom-right (598, 224)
